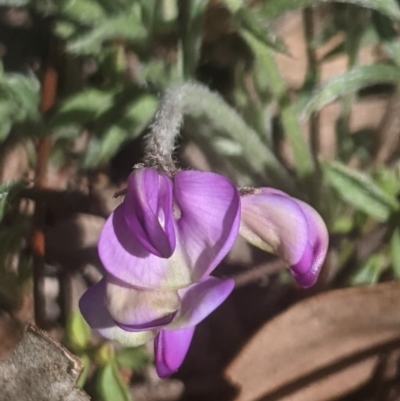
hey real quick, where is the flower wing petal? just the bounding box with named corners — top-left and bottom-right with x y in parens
top-left (154, 327), bottom-right (195, 377)
top-left (79, 278), bottom-right (155, 346)
top-left (292, 199), bottom-right (329, 287)
top-left (174, 170), bottom-right (240, 280)
top-left (240, 188), bottom-right (328, 287)
top-left (168, 277), bottom-right (235, 330)
top-left (105, 275), bottom-right (180, 330)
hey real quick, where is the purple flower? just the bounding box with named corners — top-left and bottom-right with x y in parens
top-left (98, 168), bottom-right (241, 290)
top-left (239, 188), bottom-right (329, 287)
top-left (79, 274), bottom-right (234, 376)
top-left (79, 167), bottom-right (329, 378)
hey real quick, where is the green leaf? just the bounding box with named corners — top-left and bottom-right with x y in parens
top-left (48, 89), bottom-right (116, 130)
top-left (65, 311), bottom-right (91, 352)
top-left (83, 126), bottom-right (127, 169)
top-left (391, 227), bottom-right (400, 278)
top-left (0, 181), bottom-right (26, 221)
top-left (67, 4), bottom-right (146, 55)
top-left (348, 254), bottom-right (387, 286)
top-left (0, 0), bottom-right (29, 5)
top-left (241, 29), bottom-right (315, 178)
top-left (302, 65), bottom-right (400, 117)
top-left (116, 346), bottom-right (152, 371)
top-left (236, 8), bottom-right (289, 54)
top-left (261, 0), bottom-right (400, 20)
top-left (323, 161), bottom-right (399, 221)
top-left (117, 94), bottom-right (158, 134)
top-left (96, 363), bottom-right (132, 401)
top-left (77, 353), bottom-right (91, 388)
top-left (61, 0), bottom-right (108, 23)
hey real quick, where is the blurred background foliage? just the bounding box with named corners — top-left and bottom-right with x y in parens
top-left (2, 0), bottom-right (400, 400)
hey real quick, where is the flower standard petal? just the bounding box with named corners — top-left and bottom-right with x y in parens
top-left (79, 278), bottom-right (156, 347)
top-left (154, 326), bottom-right (195, 377)
top-left (173, 170), bottom-right (241, 280)
top-left (167, 277), bottom-right (235, 330)
top-left (105, 275), bottom-right (180, 330)
top-left (124, 168), bottom-right (176, 258)
top-left (239, 188), bottom-right (328, 287)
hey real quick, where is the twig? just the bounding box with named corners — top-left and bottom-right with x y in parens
top-left (232, 260), bottom-right (285, 288)
top-left (30, 39), bottom-right (58, 329)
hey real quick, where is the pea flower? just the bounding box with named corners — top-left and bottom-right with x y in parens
top-left (79, 83), bottom-right (329, 378)
top-left (80, 167), bottom-right (240, 376)
top-left (239, 188), bottom-right (329, 288)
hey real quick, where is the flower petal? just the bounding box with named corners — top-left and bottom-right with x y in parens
top-left (291, 199), bottom-right (329, 287)
top-left (79, 278), bottom-right (156, 346)
top-left (154, 326), bottom-right (195, 377)
top-left (173, 170), bottom-right (241, 280)
top-left (167, 277), bottom-right (235, 330)
top-left (124, 168), bottom-right (176, 258)
top-left (105, 275), bottom-right (180, 330)
top-left (99, 205), bottom-right (193, 289)
top-left (239, 188), bottom-right (328, 287)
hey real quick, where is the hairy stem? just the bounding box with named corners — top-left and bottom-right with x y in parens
top-left (144, 82), bottom-right (295, 191)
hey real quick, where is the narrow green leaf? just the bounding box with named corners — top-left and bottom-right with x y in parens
top-left (236, 8), bottom-right (289, 54)
top-left (348, 254), bottom-right (387, 286)
top-left (67, 5), bottom-right (146, 54)
top-left (261, 0), bottom-right (400, 20)
top-left (77, 353), bottom-right (91, 388)
top-left (303, 65), bottom-right (400, 117)
top-left (323, 161), bottom-right (399, 221)
top-left (48, 89), bottom-right (116, 129)
top-left (116, 346), bottom-right (152, 371)
top-left (96, 363), bottom-right (132, 401)
top-left (65, 311), bottom-right (91, 352)
top-left (391, 227), bottom-right (400, 278)
top-left (0, 181), bottom-right (26, 221)
top-left (241, 29), bottom-right (315, 177)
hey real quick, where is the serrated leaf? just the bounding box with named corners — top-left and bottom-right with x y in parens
top-left (348, 254), bottom-right (387, 286)
top-left (261, 0), bottom-right (400, 20)
top-left (65, 311), bottom-right (91, 352)
top-left (391, 227), bottom-right (400, 278)
top-left (323, 161), bottom-right (399, 221)
top-left (116, 346), bottom-right (152, 371)
top-left (96, 363), bottom-right (131, 401)
top-left (302, 65), bottom-right (400, 117)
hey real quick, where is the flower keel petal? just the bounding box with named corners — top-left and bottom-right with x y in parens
top-left (79, 278), bottom-right (156, 347)
top-left (154, 326), bottom-right (195, 377)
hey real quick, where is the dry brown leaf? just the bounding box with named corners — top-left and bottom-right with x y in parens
top-left (0, 324), bottom-right (89, 401)
top-left (225, 281), bottom-right (400, 401)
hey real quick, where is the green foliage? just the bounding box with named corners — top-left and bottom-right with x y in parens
top-left (260, 0), bottom-right (400, 20)
top-left (116, 346), bottom-right (152, 371)
top-left (0, 70), bottom-right (40, 141)
top-left (302, 65), bottom-right (400, 117)
top-left (65, 311), bottom-right (91, 352)
top-left (348, 254), bottom-right (387, 286)
top-left (323, 161), bottom-right (399, 221)
top-left (96, 362), bottom-right (132, 401)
